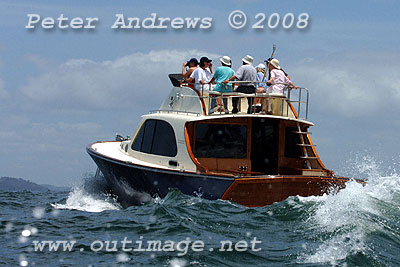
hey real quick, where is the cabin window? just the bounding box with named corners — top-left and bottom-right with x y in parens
top-left (131, 119), bottom-right (177, 157)
top-left (141, 120), bottom-right (156, 154)
top-left (131, 124), bottom-right (145, 151)
top-left (194, 123), bottom-right (247, 158)
top-left (284, 127), bottom-right (303, 158)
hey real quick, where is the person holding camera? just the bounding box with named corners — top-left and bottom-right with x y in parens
top-left (188, 57), bottom-right (213, 91)
top-left (182, 58), bottom-right (199, 88)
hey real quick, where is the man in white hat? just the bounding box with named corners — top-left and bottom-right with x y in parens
top-left (223, 55), bottom-right (257, 114)
top-left (208, 56), bottom-right (235, 113)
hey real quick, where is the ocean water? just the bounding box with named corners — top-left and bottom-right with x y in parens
top-left (1, 156), bottom-right (400, 266)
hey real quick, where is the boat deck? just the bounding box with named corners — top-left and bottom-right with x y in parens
top-left (88, 141), bottom-right (178, 171)
top-left (160, 81), bottom-right (310, 120)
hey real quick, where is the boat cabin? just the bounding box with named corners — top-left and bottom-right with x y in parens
top-left (120, 83), bottom-right (332, 178)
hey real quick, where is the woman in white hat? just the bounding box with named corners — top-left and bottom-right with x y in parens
top-left (266, 58), bottom-right (298, 115)
top-left (266, 59), bottom-right (297, 94)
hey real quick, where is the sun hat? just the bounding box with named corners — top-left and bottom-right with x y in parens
top-left (220, 56), bottom-right (232, 66)
top-left (256, 63), bottom-right (266, 70)
top-left (242, 55), bottom-right (253, 64)
top-left (269, 58), bottom-right (281, 69)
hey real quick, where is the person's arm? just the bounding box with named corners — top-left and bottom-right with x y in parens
top-left (267, 76), bottom-right (273, 86)
top-left (222, 75), bottom-right (237, 84)
top-left (289, 82), bottom-right (298, 89)
top-left (226, 66), bottom-right (242, 84)
top-left (209, 67), bottom-right (220, 84)
top-left (267, 69), bottom-right (276, 86)
top-left (186, 77), bottom-right (194, 83)
top-left (186, 70), bottom-right (196, 84)
top-left (182, 62), bottom-right (187, 77)
top-left (284, 75), bottom-right (298, 89)
top-left (199, 69), bottom-right (209, 85)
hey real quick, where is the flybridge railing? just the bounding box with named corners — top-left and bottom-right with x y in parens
top-left (177, 80), bottom-right (309, 120)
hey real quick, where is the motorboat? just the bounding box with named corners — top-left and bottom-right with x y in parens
top-left (87, 76), bottom-right (365, 207)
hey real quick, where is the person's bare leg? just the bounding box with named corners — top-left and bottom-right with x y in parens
top-left (216, 98), bottom-right (225, 112)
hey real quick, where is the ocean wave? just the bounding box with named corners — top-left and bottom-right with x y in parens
top-left (298, 155), bottom-right (400, 265)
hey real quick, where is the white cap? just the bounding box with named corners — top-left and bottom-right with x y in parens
top-left (256, 63), bottom-right (266, 70)
top-left (242, 55), bottom-right (253, 64)
top-left (270, 58), bottom-right (281, 69)
top-left (220, 56), bottom-right (231, 66)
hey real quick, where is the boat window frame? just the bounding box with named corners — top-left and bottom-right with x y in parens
top-left (191, 120), bottom-right (250, 159)
top-left (131, 119), bottom-right (178, 157)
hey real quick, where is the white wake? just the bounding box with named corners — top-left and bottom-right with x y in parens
top-left (51, 186), bottom-right (121, 213)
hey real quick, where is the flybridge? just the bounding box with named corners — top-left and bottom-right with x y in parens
top-left (164, 77), bottom-right (311, 120)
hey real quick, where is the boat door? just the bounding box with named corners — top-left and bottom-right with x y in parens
top-left (250, 118), bottom-right (279, 175)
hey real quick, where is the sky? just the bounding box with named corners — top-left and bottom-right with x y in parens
top-left (0, 0), bottom-right (399, 186)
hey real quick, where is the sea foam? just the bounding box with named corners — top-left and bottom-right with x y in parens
top-left (299, 155), bottom-right (400, 265)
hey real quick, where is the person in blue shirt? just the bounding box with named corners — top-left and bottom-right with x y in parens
top-left (208, 56), bottom-right (234, 113)
top-left (256, 63), bottom-right (268, 91)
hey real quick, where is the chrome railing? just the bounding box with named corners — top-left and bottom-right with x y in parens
top-left (178, 80), bottom-right (309, 120)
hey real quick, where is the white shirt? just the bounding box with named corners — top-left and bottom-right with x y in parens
top-left (190, 67), bottom-right (212, 91)
top-left (267, 69), bottom-right (291, 94)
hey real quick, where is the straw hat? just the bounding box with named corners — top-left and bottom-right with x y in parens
top-left (220, 56), bottom-right (232, 66)
top-left (270, 58), bottom-right (281, 69)
top-left (242, 55), bottom-right (253, 64)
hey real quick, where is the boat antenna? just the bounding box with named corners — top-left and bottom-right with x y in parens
top-left (262, 44), bottom-right (276, 81)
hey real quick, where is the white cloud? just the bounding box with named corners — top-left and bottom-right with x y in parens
top-left (25, 54), bottom-right (54, 71)
top-left (21, 50), bottom-right (220, 111)
top-left (290, 52), bottom-right (400, 117)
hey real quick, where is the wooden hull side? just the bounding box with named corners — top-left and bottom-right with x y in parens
top-left (220, 176), bottom-right (349, 207)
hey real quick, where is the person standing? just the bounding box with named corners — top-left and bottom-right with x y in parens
top-left (182, 58), bottom-right (198, 79)
top-left (189, 57), bottom-right (213, 91)
top-left (181, 58), bottom-right (199, 88)
top-left (209, 56), bottom-right (234, 113)
top-left (266, 58), bottom-right (296, 94)
top-left (256, 63), bottom-right (268, 90)
top-left (223, 55), bottom-right (257, 114)
top-left (266, 58), bottom-right (298, 115)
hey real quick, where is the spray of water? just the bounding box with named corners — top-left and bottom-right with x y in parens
top-left (51, 173), bottom-right (121, 212)
top-left (298, 154), bottom-right (400, 265)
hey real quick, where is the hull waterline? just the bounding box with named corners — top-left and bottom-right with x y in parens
top-left (87, 146), bottom-right (360, 208)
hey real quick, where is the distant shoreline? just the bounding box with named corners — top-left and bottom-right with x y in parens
top-left (0, 177), bottom-right (70, 192)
